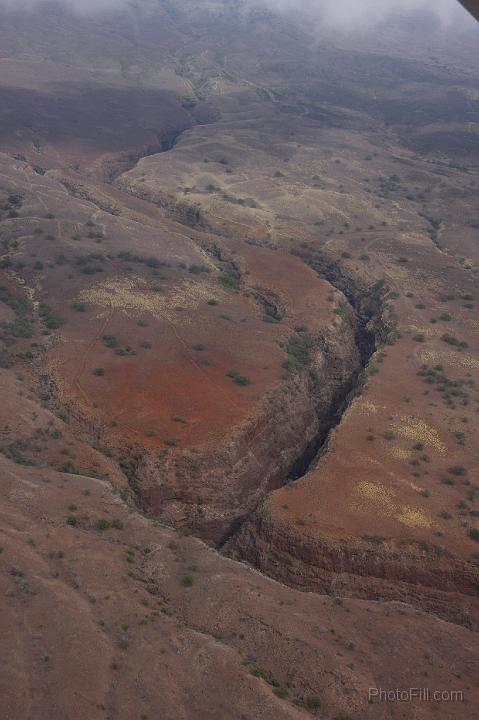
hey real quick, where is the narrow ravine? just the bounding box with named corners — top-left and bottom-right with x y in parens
top-left (97, 126), bottom-right (387, 548)
top-left (102, 127), bottom-right (189, 182)
top-left (52, 153), bottom-right (479, 629)
top-left (219, 255), bottom-right (384, 547)
top-left (286, 287), bottom-right (378, 481)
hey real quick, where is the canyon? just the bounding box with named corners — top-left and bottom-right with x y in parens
top-left (1, 2), bottom-right (479, 719)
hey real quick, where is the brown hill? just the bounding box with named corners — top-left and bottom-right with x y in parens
top-left (1, 2), bottom-right (479, 718)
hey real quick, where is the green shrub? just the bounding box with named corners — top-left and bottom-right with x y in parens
top-left (103, 335), bottom-right (118, 348)
top-left (0, 350), bottom-right (14, 368)
top-left (227, 369), bottom-right (251, 386)
top-left (8, 193), bottom-right (23, 206)
top-left (441, 334), bottom-right (468, 349)
top-left (188, 263), bottom-right (209, 274)
top-left (281, 333), bottom-right (315, 373)
top-left (448, 465), bottom-right (467, 476)
top-left (235, 374), bottom-right (251, 386)
top-left (219, 268), bottom-right (240, 289)
top-left (39, 303), bottom-right (63, 330)
top-left (116, 346), bottom-right (136, 357)
top-left (96, 518), bottom-right (111, 531)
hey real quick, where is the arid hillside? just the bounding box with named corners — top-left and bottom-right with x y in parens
top-left (0, 2), bottom-right (478, 719)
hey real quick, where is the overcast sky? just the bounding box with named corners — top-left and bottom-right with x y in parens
top-left (258, 0), bottom-right (467, 29)
top-left (0, 0), bottom-right (471, 30)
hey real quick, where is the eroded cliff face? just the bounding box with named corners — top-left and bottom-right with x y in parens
top-left (219, 261), bottom-right (479, 631)
top-left (229, 494), bottom-right (479, 629)
top-left (131, 308), bottom-right (362, 543)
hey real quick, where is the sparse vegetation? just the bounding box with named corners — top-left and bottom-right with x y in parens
top-left (441, 333), bottom-right (468, 349)
top-left (116, 345), bottom-right (137, 357)
top-left (468, 528), bottom-right (479, 542)
top-left (280, 333), bottom-right (315, 373)
top-left (1, 18), bottom-right (479, 713)
top-left (226, 369), bottom-right (251, 386)
top-left (103, 335), bottom-right (118, 348)
top-left (188, 263), bottom-right (209, 274)
top-left (39, 303), bottom-right (63, 330)
top-left (219, 266), bottom-right (241, 290)
top-left (448, 465), bottom-right (467, 477)
top-left (71, 302), bottom-right (86, 312)
top-left (96, 518), bottom-right (111, 531)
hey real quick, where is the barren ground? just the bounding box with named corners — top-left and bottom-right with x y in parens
top-left (1, 2), bottom-right (479, 719)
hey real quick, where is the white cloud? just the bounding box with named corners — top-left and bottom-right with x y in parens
top-left (0, 0), bottom-right (128, 10)
top-left (256, 0), bottom-right (468, 31)
top-left (0, 0), bottom-right (471, 29)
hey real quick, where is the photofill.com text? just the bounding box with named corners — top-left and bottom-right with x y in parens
top-left (368, 688), bottom-right (464, 703)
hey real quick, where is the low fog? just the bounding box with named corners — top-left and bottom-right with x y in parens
top-left (0, 0), bottom-right (471, 31)
top-left (258, 0), bottom-right (467, 30)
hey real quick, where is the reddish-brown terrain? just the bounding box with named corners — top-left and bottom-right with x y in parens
top-left (0, 2), bottom-right (479, 719)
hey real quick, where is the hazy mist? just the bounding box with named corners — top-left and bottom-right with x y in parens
top-left (0, 0), bottom-right (471, 31)
top-left (258, 0), bottom-right (468, 30)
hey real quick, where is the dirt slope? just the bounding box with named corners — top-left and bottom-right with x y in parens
top-left (1, 2), bottom-right (479, 719)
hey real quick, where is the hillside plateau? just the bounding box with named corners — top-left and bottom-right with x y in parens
top-left (1, 2), bottom-right (479, 719)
